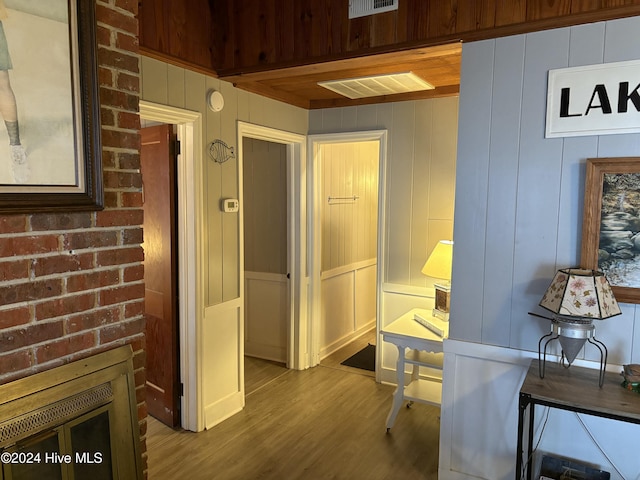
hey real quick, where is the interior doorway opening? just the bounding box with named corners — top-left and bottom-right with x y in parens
top-left (308, 131), bottom-right (388, 381)
top-left (242, 137), bottom-right (289, 366)
top-left (139, 101), bottom-right (204, 432)
top-left (237, 122), bottom-right (307, 380)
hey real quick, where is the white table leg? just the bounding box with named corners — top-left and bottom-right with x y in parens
top-left (385, 345), bottom-right (406, 432)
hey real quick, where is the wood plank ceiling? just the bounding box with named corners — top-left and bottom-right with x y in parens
top-left (139, 0), bottom-right (640, 110)
top-left (221, 43), bottom-right (462, 109)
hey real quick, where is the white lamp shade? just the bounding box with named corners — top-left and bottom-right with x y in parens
top-left (539, 268), bottom-right (621, 319)
top-left (421, 240), bottom-right (453, 280)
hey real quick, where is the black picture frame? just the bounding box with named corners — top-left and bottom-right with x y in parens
top-left (0, 0), bottom-right (102, 213)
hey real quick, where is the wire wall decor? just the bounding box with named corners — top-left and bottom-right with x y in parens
top-left (209, 139), bottom-right (235, 164)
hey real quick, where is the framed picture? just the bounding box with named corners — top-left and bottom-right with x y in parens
top-left (0, 0), bottom-right (102, 212)
top-left (581, 157), bottom-right (640, 304)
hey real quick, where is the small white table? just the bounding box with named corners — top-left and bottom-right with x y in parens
top-left (381, 308), bottom-right (448, 431)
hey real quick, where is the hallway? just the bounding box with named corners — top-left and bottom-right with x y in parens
top-left (146, 335), bottom-right (440, 479)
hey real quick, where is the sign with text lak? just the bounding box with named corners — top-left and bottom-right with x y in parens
top-left (546, 59), bottom-right (640, 138)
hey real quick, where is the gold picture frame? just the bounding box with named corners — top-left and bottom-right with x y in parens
top-left (581, 157), bottom-right (640, 304)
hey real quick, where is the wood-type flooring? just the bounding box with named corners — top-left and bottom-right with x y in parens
top-left (146, 332), bottom-right (440, 479)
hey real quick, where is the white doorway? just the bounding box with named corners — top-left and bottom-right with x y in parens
top-left (308, 131), bottom-right (388, 380)
top-left (242, 137), bottom-right (289, 364)
top-left (237, 122), bottom-right (308, 371)
top-left (139, 101), bottom-right (204, 432)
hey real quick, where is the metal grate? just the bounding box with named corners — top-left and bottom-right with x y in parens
top-left (0, 383), bottom-right (113, 447)
top-left (318, 72), bottom-right (433, 99)
top-left (349, 0), bottom-right (398, 19)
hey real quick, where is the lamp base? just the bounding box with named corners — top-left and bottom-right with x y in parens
top-left (432, 308), bottom-right (449, 322)
top-left (538, 317), bottom-right (608, 387)
top-left (433, 282), bottom-right (450, 322)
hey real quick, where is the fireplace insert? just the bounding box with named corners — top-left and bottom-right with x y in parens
top-left (0, 345), bottom-right (143, 480)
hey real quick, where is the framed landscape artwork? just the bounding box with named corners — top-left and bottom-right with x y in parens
top-left (0, 0), bottom-right (102, 212)
top-left (581, 157), bottom-right (640, 304)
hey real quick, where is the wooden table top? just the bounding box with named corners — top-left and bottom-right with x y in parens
top-left (521, 360), bottom-right (640, 422)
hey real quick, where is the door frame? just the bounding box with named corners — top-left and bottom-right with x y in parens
top-left (237, 121), bottom-right (308, 370)
top-left (139, 101), bottom-right (204, 432)
top-left (307, 131), bottom-right (388, 381)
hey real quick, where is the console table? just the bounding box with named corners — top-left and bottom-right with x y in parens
top-left (516, 359), bottom-right (640, 480)
top-left (381, 308), bottom-right (448, 432)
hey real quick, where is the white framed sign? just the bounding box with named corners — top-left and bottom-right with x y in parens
top-left (546, 59), bottom-right (640, 138)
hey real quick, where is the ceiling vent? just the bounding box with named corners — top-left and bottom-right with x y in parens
top-left (318, 72), bottom-right (434, 99)
top-left (349, 0), bottom-right (398, 19)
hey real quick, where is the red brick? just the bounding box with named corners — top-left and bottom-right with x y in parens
top-left (96, 4), bottom-right (138, 35)
top-left (102, 129), bottom-right (140, 150)
top-left (104, 171), bottom-right (143, 189)
top-left (0, 279), bottom-right (63, 306)
top-left (66, 307), bottom-right (120, 334)
top-left (63, 230), bottom-right (119, 251)
top-left (0, 306), bottom-right (31, 330)
top-left (30, 213), bottom-right (92, 231)
top-left (125, 300), bottom-right (145, 319)
top-left (97, 246), bottom-right (144, 267)
top-left (0, 235), bottom-right (59, 258)
top-left (117, 73), bottom-right (140, 94)
top-left (102, 150), bottom-right (117, 169)
top-left (96, 209), bottom-right (143, 227)
top-left (35, 293), bottom-right (96, 320)
top-left (0, 350), bottom-right (33, 375)
top-left (101, 107), bottom-right (115, 127)
top-left (96, 25), bottom-right (112, 47)
top-left (117, 110), bottom-right (140, 130)
top-left (115, 0), bottom-right (138, 15)
top-left (35, 332), bottom-right (96, 364)
top-left (0, 215), bottom-right (27, 234)
top-left (0, 259), bottom-right (29, 282)
top-left (32, 253), bottom-right (94, 277)
top-left (115, 31), bottom-right (138, 52)
top-left (121, 192), bottom-right (143, 208)
top-left (104, 192), bottom-right (119, 208)
top-left (100, 87), bottom-right (139, 112)
top-left (119, 152), bottom-right (140, 170)
top-left (67, 269), bottom-right (120, 293)
top-left (99, 67), bottom-right (114, 87)
top-left (0, 320), bottom-right (63, 353)
top-left (100, 317), bottom-right (145, 344)
top-left (123, 228), bottom-right (143, 246)
top-left (100, 283), bottom-right (145, 306)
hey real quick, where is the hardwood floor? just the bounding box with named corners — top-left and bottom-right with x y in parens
top-left (146, 334), bottom-right (440, 479)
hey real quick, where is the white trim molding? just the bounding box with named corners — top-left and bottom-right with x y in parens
top-left (139, 101), bottom-right (204, 432)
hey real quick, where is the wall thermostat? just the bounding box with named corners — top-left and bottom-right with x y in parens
top-left (222, 198), bottom-right (239, 212)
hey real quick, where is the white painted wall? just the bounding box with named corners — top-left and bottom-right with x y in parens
top-left (309, 97), bottom-right (459, 382)
top-left (309, 97), bottom-right (459, 290)
top-left (440, 16), bottom-right (640, 480)
top-left (318, 141), bottom-right (379, 356)
top-left (140, 56), bottom-right (308, 429)
top-left (243, 138), bottom-right (288, 363)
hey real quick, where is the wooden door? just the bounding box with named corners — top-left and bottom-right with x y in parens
top-left (141, 124), bottom-right (180, 427)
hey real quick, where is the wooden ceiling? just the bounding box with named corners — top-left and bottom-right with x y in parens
top-left (218, 43), bottom-right (462, 109)
top-left (139, 1), bottom-right (640, 110)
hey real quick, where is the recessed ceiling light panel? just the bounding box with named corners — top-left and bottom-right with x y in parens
top-left (318, 72), bottom-right (434, 99)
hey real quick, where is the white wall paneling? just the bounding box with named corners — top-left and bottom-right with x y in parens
top-left (443, 16), bottom-right (640, 479)
top-left (439, 341), bottom-right (640, 480)
top-left (141, 56), bottom-right (308, 429)
top-left (319, 261), bottom-right (377, 358)
top-left (244, 272), bottom-right (288, 362)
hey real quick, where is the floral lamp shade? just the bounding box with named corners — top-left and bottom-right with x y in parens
top-left (539, 268), bottom-right (621, 319)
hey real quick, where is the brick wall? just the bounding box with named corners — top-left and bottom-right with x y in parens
top-left (0, 0), bottom-right (146, 473)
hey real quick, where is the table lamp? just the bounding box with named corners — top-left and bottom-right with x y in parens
top-left (422, 240), bottom-right (453, 321)
top-left (534, 268), bottom-right (621, 387)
